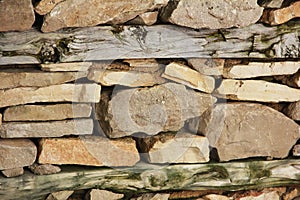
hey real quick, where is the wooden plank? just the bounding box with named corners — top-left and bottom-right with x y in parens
top-left (0, 159), bottom-right (299, 199)
top-left (0, 22), bottom-right (299, 65)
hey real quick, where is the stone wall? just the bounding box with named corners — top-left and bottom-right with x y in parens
top-left (0, 0), bottom-right (300, 199)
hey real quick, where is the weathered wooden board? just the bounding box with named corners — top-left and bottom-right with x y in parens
top-left (0, 159), bottom-right (299, 199)
top-left (0, 22), bottom-right (299, 65)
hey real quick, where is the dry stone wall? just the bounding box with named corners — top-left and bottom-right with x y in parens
top-left (0, 0), bottom-right (300, 199)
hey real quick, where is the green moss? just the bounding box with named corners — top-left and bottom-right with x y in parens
top-left (249, 162), bottom-right (271, 180)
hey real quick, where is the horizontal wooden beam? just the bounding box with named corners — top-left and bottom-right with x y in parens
top-left (0, 159), bottom-right (299, 199)
top-left (0, 22), bottom-right (299, 65)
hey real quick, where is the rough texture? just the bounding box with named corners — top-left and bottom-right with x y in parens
top-left (138, 132), bottom-right (210, 164)
top-left (293, 145), bottom-right (300, 156)
top-left (85, 189), bottom-right (124, 200)
top-left (0, 0), bottom-right (35, 32)
top-left (258, 0), bottom-right (284, 8)
top-left (198, 103), bottom-right (300, 161)
top-left (204, 194), bottom-right (230, 200)
top-left (0, 139), bottom-right (37, 170)
top-left (34, 0), bottom-right (65, 15)
top-left (223, 62), bottom-right (300, 79)
top-left (40, 62), bottom-right (93, 72)
top-left (128, 11), bottom-right (158, 26)
top-left (1, 168), bottom-right (24, 178)
top-left (239, 191), bottom-right (280, 200)
top-left (162, 62), bottom-right (215, 93)
top-left (97, 83), bottom-right (216, 138)
top-left (4, 104), bottom-right (92, 121)
top-left (215, 79), bottom-right (300, 102)
top-left (38, 136), bottom-right (140, 167)
top-left (131, 193), bottom-right (170, 200)
top-left (0, 119), bottom-right (93, 138)
top-left (188, 59), bottom-right (224, 76)
top-left (0, 84), bottom-right (101, 108)
top-left (161, 0), bottom-right (263, 29)
top-left (29, 163), bottom-right (61, 175)
top-left (41, 0), bottom-right (169, 32)
top-left (284, 101), bottom-right (300, 121)
top-left (46, 191), bottom-right (74, 200)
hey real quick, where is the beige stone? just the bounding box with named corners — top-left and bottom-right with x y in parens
top-left (29, 163), bottom-right (61, 175)
top-left (0, 139), bottom-right (37, 170)
top-left (293, 145), bottom-right (300, 156)
top-left (138, 132), bottom-right (209, 164)
top-left (223, 62), bottom-right (300, 79)
top-left (204, 194), bottom-right (230, 200)
top-left (38, 136), bottom-right (139, 167)
top-left (162, 62), bottom-right (215, 93)
top-left (215, 79), bottom-right (300, 102)
top-left (0, 113), bottom-right (2, 126)
top-left (239, 191), bottom-right (280, 200)
top-left (161, 0), bottom-right (263, 29)
top-left (283, 187), bottom-right (300, 200)
top-left (0, 119), bottom-right (93, 138)
top-left (40, 62), bottom-right (93, 72)
top-left (4, 104), bottom-right (92, 121)
top-left (1, 167), bottom-right (24, 178)
top-left (198, 103), bottom-right (300, 161)
top-left (0, 0), bottom-right (35, 32)
top-left (131, 193), bottom-right (170, 200)
top-left (97, 83), bottom-right (216, 138)
top-left (123, 59), bottom-right (161, 71)
top-left (41, 0), bottom-right (168, 32)
top-left (34, 0), bottom-right (65, 15)
top-left (46, 191), bottom-right (74, 200)
top-left (261, 1), bottom-right (300, 25)
top-left (128, 11), bottom-right (158, 25)
top-left (85, 189), bottom-right (124, 200)
top-left (188, 58), bottom-right (224, 76)
top-left (0, 84), bottom-right (101, 108)
top-left (284, 101), bottom-right (300, 121)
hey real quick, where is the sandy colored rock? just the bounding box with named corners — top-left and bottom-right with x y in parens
top-left (4, 104), bottom-right (92, 121)
top-left (284, 101), bottom-right (300, 121)
top-left (0, 84), bottom-right (101, 108)
top-left (261, 1), bottom-right (300, 25)
top-left (40, 62), bottom-right (93, 72)
top-left (239, 191), bottom-right (280, 200)
top-left (131, 193), bottom-right (170, 200)
top-left (1, 167), bottom-right (24, 178)
top-left (34, 0), bottom-right (65, 15)
top-left (0, 139), bottom-right (37, 170)
top-left (0, 0), bottom-right (35, 32)
top-left (138, 132), bottom-right (209, 163)
top-left (128, 11), bottom-right (158, 25)
top-left (283, 187), bottom-right (300, 200)
top-left (293, 144), bottom-right (300, 156)
top-left (46, 191), bottom-right (74, 200)
top-left (38, 136), bottom-right (139, 167)
top-left (123, 59), bottom-right (161, 70)
top-left (215, 79), bottom-right (300, 102)
top-left (198, 103), bottom-right (300, 161)
top-left (0, 119), bottom-right (93, 138)
top-left (29, 163), bottom-right (61, 175)
top-left (85, 189), bottom-right (124, 200)
top-left (97, 83), bottom-right (216, 138)
top-left (188, 58), bottom-right (224, 76)
top-left (223, 62), bottom-right (300, 79)
top-left (0, 113), bottom-right (2, 126)
top-left (161, 0), bottom-right (263, 29)
top-left (204, 194), bottom-right (230, 200)
top-left (41, 0), bottom-right (168, 32)
top-left (162, 62), bottom-right (215, 93)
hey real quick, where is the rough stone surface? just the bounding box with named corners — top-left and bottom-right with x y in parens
top-left (4, 104), bottom-right (92, 121)
top-left (1, 167), bottom-right (24, 178)
top-left (0, 139), bottom-right (37, 170)
top-left (261, 1), bottom-right (300, 25)
top-left (138, 132), bottom-right (210, 163)
top-left (239, 191), bottom-right (280, 200)
top-left (85, 189), bottom-right (124, 200)
top-left (41, 0), bottom-right (169, 32)
top-left (198, 103), bottom-right (300, 161)
top-left (161, 0), bottom-right (263, 29)
top-left (0, 84), bottom-right (101, 108)
top-left (0, 114), bottom-right (2, 126)
top-left (46, 191), bottom-right (74, 200)
top-left (40, 62), bottom-right (93, 72)
top-left (0, 0), bottom-right (35, 32)
top-left (0, 119), bottom-right (93, 138)
top-left (131, 193), bottom-right (170, 200)
top-left (188, 59), bottom-right (224, 76)
top-left (223, 62), bottom-right (300, 79)
top-left (284, 101), bottom-right (300, 121)
top-left (204, 194), bottom-right (230, 200)
top-left (293, 145), bottom-right (300, 156)
top-left (128, 11), bottom-right (158, 25)
top-left (162, 62), bottom-right (215, 93)
top-left (97, 83), bottom-right (216, 138)
top-left (258, 0), bottom-right (284, 8)
top-left (215, 79), bottom-right (300, 102)
top-left (38, 136), bottom-right (140, 167)
top-left (29, 163), bottom-right (61, 175)
top-left (282, 187), bottom-right (300, 200)
top-left (34, 0), bottom-right (65, 15)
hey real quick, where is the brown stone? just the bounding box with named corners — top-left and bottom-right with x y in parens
top-left (131, 193), bottom-right (170, 200)
top-left (188, 58), bottom-right (224, 76)
top-left (97, 83), bottom-right (216, 138)
top-left (85, 189), bottom-right (124, 200)
top-left (293, 145), bottom-right (300, 156)
top-left (123, 59), bottom-right (161, 70)
top-left (29, 163), bottom-right (61, 175)
top-left (138, 132), bottom-right (209, 164)
top-left (0, 0), bottom-right (35, 32)
top-left (0, 84), bottom-right (101, 108)
top-left (1, 167), bottom-right (24, 178)
top-left (284, 101), bottom-right (300, 121)
top-left (38, 136), bottom-right (139, 167)
top-left (0, 113), bottom-right (2, 126)
top-left (283, 187), bottom-right (300, 200)
top-left (40, 62), bottom-right (93, 72)
top-left (34, 0), bottom-right (65, 15)
top-left (161, 0), bottom-right (263, 29)
top-left (169, 191), bottom-right (222, 199)
top-left (259, 0), bottom-right (284, 8)
top-left (46, 191), bottom-right (74, 200)
top-left (261, 1), bottom-right (300, 25)
top-left (198, 103), bottom-right (300, 161)
top-left (41, 0), bottom-right (168, 32)
top-left (0, 119), bottom-right (93, 138)
top-left (4, 104), bottom-right (92, 121)
top-left (239, 191), bottom-right (280, 200)
top-left (0, 139), bottom-right (37, 170)
top-left (128, 11), bottom-right (158, 25)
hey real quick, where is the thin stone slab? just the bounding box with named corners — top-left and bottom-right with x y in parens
top-left (0, 84), bottom-right (101, 108)
top-left (85, 189), bottom-right (124, 200)
top-left (1, 167), bottom-right (24, 178)
top-left (38, 136), bottom-right (140, 167)
top-left (215, 79), bottom-right (300, 102)
top-left (4, 104), bottom-right (92, 121)
top-left (40, 62), bottom-right (93, 72)
top-left (0, 119), bottom-right (93, 138)
top-left (188, 58), bottom-right (224, 76)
